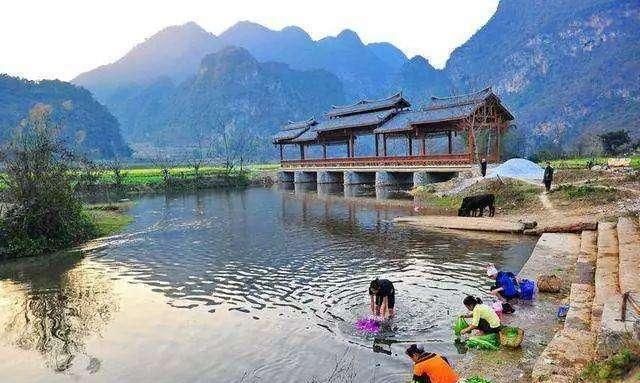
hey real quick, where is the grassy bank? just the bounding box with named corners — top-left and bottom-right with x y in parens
top-left (84, 202), bottom-right (134, 236)
top-left (550, 184), bottom-right (627, 206)
top-left (412, 178), bottom-right (541, 213)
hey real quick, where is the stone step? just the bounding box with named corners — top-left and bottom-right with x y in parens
top-left (617, 216), bottom-right (640, 294)
top-left (575, 230), bottom-right (597, 285)
top-left (532, 327), bottom-right (596, 383)
top-left (592, 221), bottom-right (620, 332)
top-left (565, 283), bottom-right (595, 331)
top-left (530, 232), bottom-right (594, 383)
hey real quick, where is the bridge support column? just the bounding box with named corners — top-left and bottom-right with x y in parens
top-left (413, 171), bottom-right (459, 187)
top-left (294, 171), bottom-right (316, 183)
top-left (277, 171), bottom-right (294, 183)
top-left (413, 171), bottom-right (430, 187)
top-left (317, 171), bottom-right (343, 184)
top-left (344, 171), bottom-right (375, 185)
top-left (375, 171), bottom-right (413, 187)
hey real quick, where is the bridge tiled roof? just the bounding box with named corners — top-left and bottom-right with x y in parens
top-left (273, 118), bottom-right (316, 143)
top-left (291, 109), bottom-right (396, 143)
top-left (326, 92), bottom-right (410, 118)
top-left (374, 103), bottom-right (479, 134)
top-left (424, 87), bottom-right (514, 120)
top-left (375, 87), bottom-right (514, 134)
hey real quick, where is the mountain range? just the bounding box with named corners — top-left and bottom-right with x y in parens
top-left (72, 0), bottom-right (640, 159)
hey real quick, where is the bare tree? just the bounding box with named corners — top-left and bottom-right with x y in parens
top-left (151, 145), bottom-right (173, 186)
top-left (185, 127), bottom-right (213, 180)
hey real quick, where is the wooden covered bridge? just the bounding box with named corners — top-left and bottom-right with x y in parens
top-left (273, 87), bottom-right (514, 186)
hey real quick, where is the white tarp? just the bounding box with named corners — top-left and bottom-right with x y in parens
top-left (488, 158), bottom-right (544, 181)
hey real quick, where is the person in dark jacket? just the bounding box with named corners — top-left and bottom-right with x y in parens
top-left (369, 278), bottom-right (395, 319)
top-left (480, 158), bottom-right (487, 177)
top-left (543, 162), bottom-right (554, 192)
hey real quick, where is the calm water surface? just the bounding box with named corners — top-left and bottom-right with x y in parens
top-left (0, 187), bottom-right (536, 382)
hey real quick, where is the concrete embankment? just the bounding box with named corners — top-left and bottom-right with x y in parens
top-left (393, 214), bottom-right (598, 236)
top-left (393, 216), bottom-right (531, 233)
top-left (531, 216), bottom-right (640, 382)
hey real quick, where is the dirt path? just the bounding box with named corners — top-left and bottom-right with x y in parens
top-left (538, 192), bottom-right (557, 213)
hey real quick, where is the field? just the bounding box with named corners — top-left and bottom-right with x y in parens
top-left (94, 163), bottom-right (279, 185)
top-left (0, 163), bottom-right (280, 190)
top-left (547, 156), bottom-right (640, 169)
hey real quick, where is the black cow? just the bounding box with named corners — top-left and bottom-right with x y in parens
top-left (458, 194), bottom-right (495, 217)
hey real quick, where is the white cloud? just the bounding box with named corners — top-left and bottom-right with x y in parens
top-left (0, 0), bottom-right (498, 81)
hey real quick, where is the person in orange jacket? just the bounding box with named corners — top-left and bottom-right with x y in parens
top-left (406, 344), bottom-right (459, 383)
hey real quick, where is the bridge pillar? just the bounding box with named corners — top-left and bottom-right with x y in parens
top-left (294, 171), bottom-right (317, 183)
top-left (343, 171), bottom-right (375, 185)
top-left (375, 171), bottom-right (413, 187)
top-left (277, 171), bottom-right (294, 183)
top-left (317, 171), bottom-right (343, 184)
top-left (413, 171), bottom-right (459, 187)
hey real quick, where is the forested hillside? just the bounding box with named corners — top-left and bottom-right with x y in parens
top-left (445, 0), bottom-right (640, 155)
top-left (105, 47), bottom-right (345, 161)
top-left (72, 0), bottom-right (640, 159)
top-left (0, 74), bottom-right (131, 158)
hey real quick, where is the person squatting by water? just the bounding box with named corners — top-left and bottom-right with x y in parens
top-left (543, 161), bottom-right (554, 192)
top-left (486, 264), bottom-right (517, 314)
top-left (405, 344), bottom-right (460, 383)
top-left (369, 278), bottom-right (395, 319)
top-left (459, 296), bottom-right (502, 335)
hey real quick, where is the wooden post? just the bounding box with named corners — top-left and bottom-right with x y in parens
top-left (299, 144), bottom-right (305, 160)
top-left (448, 130), bottom-right (453, 154)
top-left (496, 124), bottom-right (503, 162)
top-left (279, 144), bottom-right (283, 162)
top-left (350, 134), bottom-right (355, 158)
top-left (408, 134), bottom-right (413, 156)
top-left (421, 132), bottom-right (426, 156)
top-left (382, 134), bottom-right (387, 157)
top-left (323, 144), bottom-right (327, 159)
top-left (374, 134), bottom-right (379, 157)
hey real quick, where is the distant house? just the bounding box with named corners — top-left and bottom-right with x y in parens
top-left (273, 87), bottom-right (514, 168)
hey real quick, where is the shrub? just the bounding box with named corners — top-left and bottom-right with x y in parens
top-left (0, 104), bottom-right (97, 258)
top-left (580, 348), bottom-right (639, 382)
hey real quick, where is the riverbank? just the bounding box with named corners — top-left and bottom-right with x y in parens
top-left (406, 166), bottom-right (640, 231)
top-left (0, 202), bottom-right (133, 260)
top-left (77, 164), bottom-right (279, 200)
top-left (84, 202), bottom-right (134, 237)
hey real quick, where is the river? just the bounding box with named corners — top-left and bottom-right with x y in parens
top-left (0, 186), bottom-right (536, 382)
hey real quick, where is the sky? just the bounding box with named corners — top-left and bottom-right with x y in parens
top-left (0, 0), bottom-right (499, 81)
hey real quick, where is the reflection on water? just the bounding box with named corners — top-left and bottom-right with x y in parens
top-left (0, 253), bottom-right (117, 374)
top-left (0, 187), bottom-right (536, 382)
top-left (290, 182), bottom-right (413, 200)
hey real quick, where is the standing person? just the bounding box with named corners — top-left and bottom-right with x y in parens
top-left (543, 162), bottom-right (554, 192)
top-left (369, 278), bottom-right (395, 319)
top-left (405, 344), bottom-right (459, 383)
top-left (459, 296), bottom-right (501, 335)
top-left (480, 157), bottom-right (488, 177)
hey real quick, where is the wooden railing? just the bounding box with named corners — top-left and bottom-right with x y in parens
top-left (281, 153), bottom-right (473, 168)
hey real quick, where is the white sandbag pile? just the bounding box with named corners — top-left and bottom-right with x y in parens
top-left (488, 158), bottom-right (544, 181)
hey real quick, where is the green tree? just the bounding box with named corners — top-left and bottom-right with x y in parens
top-left (0, 104), bottom-right (96, 258)
top-left (599, 130), bottom-right (632, 156)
